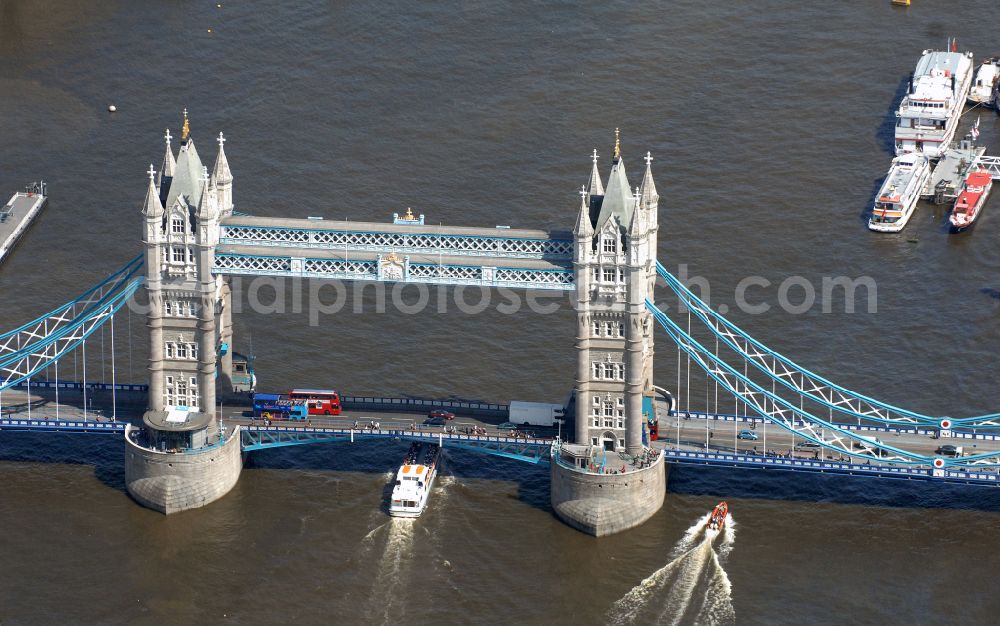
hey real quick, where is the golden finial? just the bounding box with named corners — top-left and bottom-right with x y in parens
top-left (181, 108), bottom-right (190, 141)
top-left (404, 207), bottom-right (415, 221)
top-left (613, 127), bottom-right (621, 160)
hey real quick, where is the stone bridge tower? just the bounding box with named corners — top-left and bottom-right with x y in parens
top-left (573, 131), bottom-right (658, 456)
top-left (126, 112), bottom-right (241, 514)
top-left (551, 131), bottom-right (665, 537)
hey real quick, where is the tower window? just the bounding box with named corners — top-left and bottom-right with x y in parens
top-left (172, 247), bottom-right (185, 263)
top-left (603, 237), bottom-right (616, 254)
top-left (171, 218), bottom-right (185, 234)
top-left (603, 269), bottom-right (615, 283)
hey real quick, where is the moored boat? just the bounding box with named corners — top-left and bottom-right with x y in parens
top-left (707, 501), bottom-right (728, 531)
top-left (895, 43), bottom-right (975, 159)
top-left (869, 152), bottom-right (931, 232)
top-left (388, 442), bottom-right (441, 518)
top-left (969, 57), bottom-right (1000, 106)
top-left (949, 169), bottom-right (993, 231)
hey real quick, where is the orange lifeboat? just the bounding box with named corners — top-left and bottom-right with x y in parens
top-left (708, 501), bottom-right (728, 531)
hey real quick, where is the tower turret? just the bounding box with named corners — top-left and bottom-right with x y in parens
top-left (159, 129), bottom-right (176, 193)
top-left (212, 132), bottom-right (233, 215)
top-left (588, 149), bottom-right (605, 198)
top-left (639, 151), bottom-right (658, 210)
top-left (574, 185), bottom-right (594, 239)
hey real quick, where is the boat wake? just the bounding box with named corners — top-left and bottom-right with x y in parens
top-left (607, 513), bottom-right (736, 626)
top-left (361, 469), bottom-right (458, 623)
top-left (365, 517), bottom-right (415, 624)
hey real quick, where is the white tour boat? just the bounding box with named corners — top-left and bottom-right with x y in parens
top-left (969, 57), bottom-right (1000, 107)
top-left (895, 44), bottom-right (974, 159)
top-left (869, 152), bottom-right (931, 232)
top-left (388, 442), bottom-right (441, 518)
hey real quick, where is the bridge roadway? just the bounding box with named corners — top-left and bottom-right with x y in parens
top-left (5, 388), bottom-right (999, 459)
top-left (5, 389), bottom-right (1000, 480)
top-left (651, 411), bottom-right (1000, 461)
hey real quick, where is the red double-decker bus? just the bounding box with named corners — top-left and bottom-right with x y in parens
top-left (288, 389), bottom-right (342, 415)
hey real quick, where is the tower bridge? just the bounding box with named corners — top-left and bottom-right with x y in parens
top-left (3, 114), bottom-right (1000, 537)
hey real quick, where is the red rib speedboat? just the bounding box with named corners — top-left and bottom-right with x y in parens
top-left (708, 501), bottom-right (728, 531)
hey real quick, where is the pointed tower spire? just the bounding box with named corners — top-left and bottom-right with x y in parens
top-left (639, 151), bottom-right (658, 208)
top-left (213, 131), bottom-right (234, 215)
top-left (159, 128), bottom-right (177, 188)
top-left (628, 185), bottom-right (644, 237)
top-left (575, 185), bottom-right (594, 237)
top-left (198, 166), bottom-right (218, 222)
top-left (142, 164), bottom-right (164, 217)
top-left (588, 149), bottom-right (605, 197)
top-left (212, 132), bottom-right (232, 183)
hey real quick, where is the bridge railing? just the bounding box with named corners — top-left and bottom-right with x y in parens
top-left (14, 380), bottom-right (150, 393)
top-left (1, 417), bottom-right (125, 432)
top-left (662, 449), bottom-right (1000, 484)
top-left (340, 396), bottom-right (508, 418)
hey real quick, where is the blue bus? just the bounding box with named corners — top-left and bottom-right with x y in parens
top-left (252, 393), bottom-right (308, 420)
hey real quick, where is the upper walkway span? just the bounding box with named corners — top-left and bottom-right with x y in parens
top-left (220, 215), bottom-right (574, 260)
top-left (214, 216), bottom-right (575, 290)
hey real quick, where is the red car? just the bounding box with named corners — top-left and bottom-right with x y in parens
top-left (429, 410), bottom-right (456, 421)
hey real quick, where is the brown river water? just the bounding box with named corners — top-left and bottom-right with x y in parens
top-left (2, 1), bottom-right (1000, 624)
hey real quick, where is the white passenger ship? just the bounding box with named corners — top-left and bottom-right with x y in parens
top-left (895, 46), bottom-right (974, 159)
top-left (388, 443), bottom-right (441, 518)
top-left (869, 152), bottom-right (931, 232)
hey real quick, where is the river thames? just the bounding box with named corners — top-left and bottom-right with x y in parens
top-left (2, 1), bottom-right (1000, 623)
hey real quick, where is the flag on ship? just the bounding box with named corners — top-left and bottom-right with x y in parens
top-left (971, 116), bottom-right (980, 141)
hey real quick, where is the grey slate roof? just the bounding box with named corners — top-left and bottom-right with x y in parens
top-left (594, 157), bottom-right (634, 231)
top-left (164, 138), bottom-right (206, 213)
